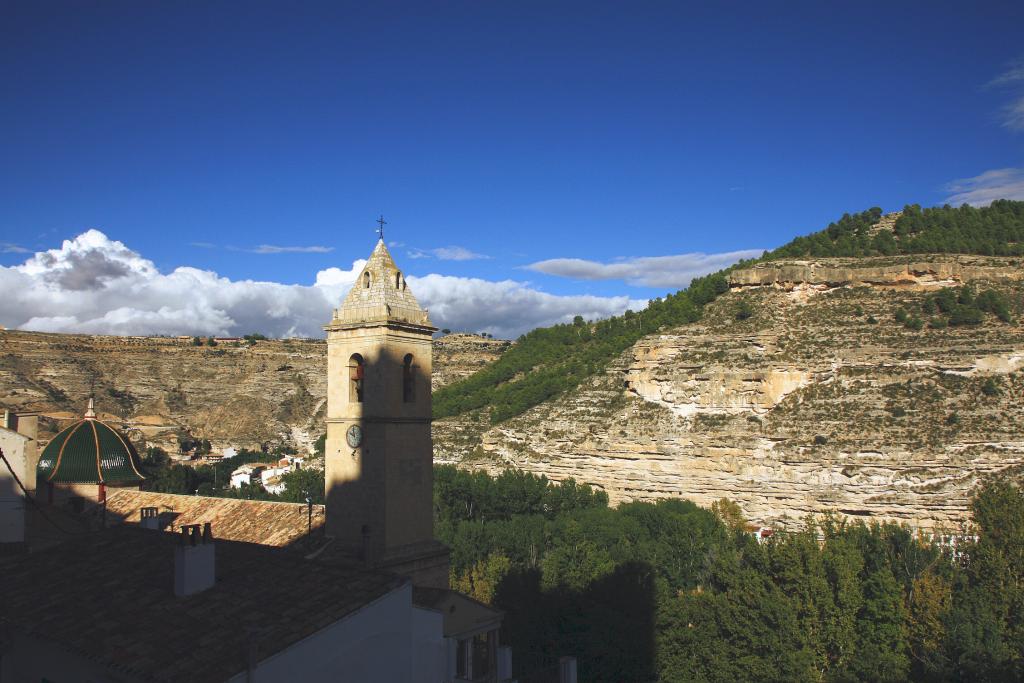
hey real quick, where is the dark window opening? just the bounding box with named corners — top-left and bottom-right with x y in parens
top-left (403, 354), bottom-right (414, 403)
top-left (456, 639), bottom-right (468, 679)
top-left (349, 354), bottom-right (364, 403)
top-left (363, 271), bottom-right (371, 289)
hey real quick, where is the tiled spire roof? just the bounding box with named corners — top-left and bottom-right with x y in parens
top-left (330, 240), bottom-right (434, 328)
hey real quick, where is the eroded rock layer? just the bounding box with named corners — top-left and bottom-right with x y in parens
top-left (436, 256), bottom-right (1024, 531)
top-left (0, 332), bottom-right (505, 454)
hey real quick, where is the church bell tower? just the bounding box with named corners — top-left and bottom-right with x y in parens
top-left (324, 235), bottom-right (449, 587)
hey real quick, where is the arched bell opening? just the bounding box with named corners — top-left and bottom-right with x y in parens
top-left (349, 353), bottom-right (365, 403)
top-left (403, 353), bottom-right (415, 403)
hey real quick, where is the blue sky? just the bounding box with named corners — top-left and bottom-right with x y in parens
top-left (1, 1), bottom-right (1023, 337)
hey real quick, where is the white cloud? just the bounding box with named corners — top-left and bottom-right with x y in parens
top-left (944, 167), bottom-right (1024, 206)
top-left (407, 246), bottom-right (489, 261)
top-left (986, 61), bottom-right (1024, 88)
top-left (1, 242), bottom-right (30, 254)
top-left (0, 230), bottom-right (642, 339)
top-left (1004, 97), bottom-right (1024, 131)
top-left (187, 242), bottom-right (334, 253)
top-left (525, 249), bottom-right (762, 289)
top-left (250, 244), bottom-right (334, 254)
top-left (987, 59), bottom-right (1024, 131)
top-left (409, 274), bottom-right (646, 338)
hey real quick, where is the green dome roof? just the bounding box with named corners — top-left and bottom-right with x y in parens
top-left (37, 400), bottom-right (145, 485)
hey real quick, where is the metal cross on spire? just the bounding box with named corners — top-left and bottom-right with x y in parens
top-left (376, 215), bottom-right (387, 241)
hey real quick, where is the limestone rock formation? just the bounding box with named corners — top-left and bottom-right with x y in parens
top-left (435, 256), bottom-right (1024, 532)
top-left (0, 333), bottom-right (503, 455)
top-left (431, 334), bottom-right (511, 392)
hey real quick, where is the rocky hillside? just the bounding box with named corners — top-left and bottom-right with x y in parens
top-left (432, 334), bottom-right (511, 392)
top-left (435, 254), bottom-right (1024, 532)
top-left (0, 332), bottom-right (507, 454)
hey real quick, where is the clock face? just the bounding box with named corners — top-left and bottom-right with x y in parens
top-left (346, 424), bottom-right (363, 448)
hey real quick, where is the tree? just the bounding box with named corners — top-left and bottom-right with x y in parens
top-left (946, 481), bottom-right (1024, 680)
top-left (278, 468), bottom-right (325, 504)
top-left (906, 571), bottom-right (952, 680)
top-left (981, 377), bottom-right (1001, 397)
top-left (711, 498), bottom-right (746, 530)
top-left (452, 553), bottom-right (512, 604)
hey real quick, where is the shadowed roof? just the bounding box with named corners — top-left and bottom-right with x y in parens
top-left (106, 490), bottom-right (325, 546)
top-left (0, 526), bottom-right (405, 683)
top-left (413, 586), bottom-right (504, 639)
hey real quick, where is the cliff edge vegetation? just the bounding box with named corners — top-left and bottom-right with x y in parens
top-left (434, 201), bottom-right (1024, 426)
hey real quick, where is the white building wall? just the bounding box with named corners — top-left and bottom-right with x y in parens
top-left (227, 582), bottom-right (439, 683)
top-left (260, 467), bottom-right (285, 486)
top-left (0, 567), bottom-right (452, 683)
top-left (0, 428), bottom-right (28, 544)
top-left (412, 607), bottom-right (447, 683)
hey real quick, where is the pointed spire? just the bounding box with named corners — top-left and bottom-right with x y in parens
top-left (84, 397), bottom-right (97, 419)
top-left (328, 239), bottom-right (434, 329)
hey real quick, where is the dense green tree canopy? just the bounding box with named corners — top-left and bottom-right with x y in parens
top-left (434, 466), bottom-right (1024, 682)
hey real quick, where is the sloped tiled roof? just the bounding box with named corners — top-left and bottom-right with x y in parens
top-left (105, 490), bottom-right (325, 546)
top-left (0, 526), bottom-right (405, 683)
top-left (413, 586), bottom-right (504, 638)
top-left (330, 240), bottom-right (434, 328)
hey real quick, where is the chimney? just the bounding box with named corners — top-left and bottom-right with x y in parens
top-left (7, 412), bottom-right (38, 494)
top-left (174, 523), bottom-right (215, 597)
top-left (559, 656), bottom-right (578, 683)
top-left (140, 506), bottom-right (160, 530)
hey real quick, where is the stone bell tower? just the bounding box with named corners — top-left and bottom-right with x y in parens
top-left (323, 238), bottom-right (449, 587)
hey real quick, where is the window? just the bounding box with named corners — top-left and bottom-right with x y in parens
top-left (349, 354), bottom-right (364, 402)
top-left (402, 354), bottom-right (414, 403)
top-left (363, 271), bottom-right (371, 289)
top-left (395, 271), bottom-right (402, 289)
top-left (456, 639), bottom-right (469, 679)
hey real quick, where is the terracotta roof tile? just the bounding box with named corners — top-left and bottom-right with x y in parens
top-left (0, 526), bottom-right (405, 683)
top-left (105, 490), bottom-right (324, 546)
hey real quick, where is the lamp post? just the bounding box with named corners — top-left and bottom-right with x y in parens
top-left (305, 493), bottom-right (312, 535)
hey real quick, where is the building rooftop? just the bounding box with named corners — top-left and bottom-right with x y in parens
top-left (106, 490), bottom-right (325, 547)
top-left (412, 586), bottom-right (504, 639)
top-left (329, 239), bottom-right (434, 329)
top-left (0, 526), bottom-right (405, 683)
top-left (36, 399), bottom-right (144, 485)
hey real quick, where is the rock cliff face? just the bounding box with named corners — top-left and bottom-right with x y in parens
top-left (435, 256), bottom-right (1024, 532)
top-left (0, 332), bottom-right (506, 454)
top-left (432, 334), bottom-right (511, 392)
top-left (729, 255), bottom-right (1024, 294)
top-left (6, 254), bottom-right (1024, 531)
